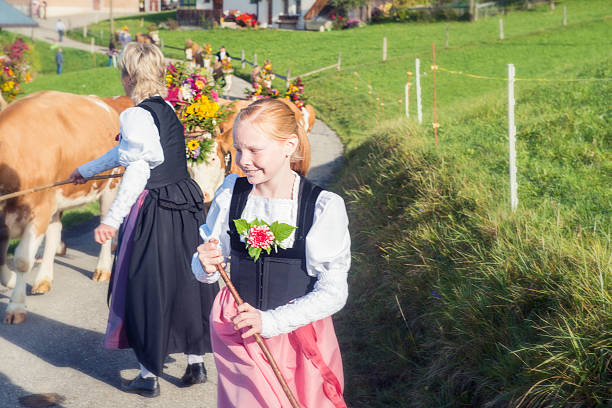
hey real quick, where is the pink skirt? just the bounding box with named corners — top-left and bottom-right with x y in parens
top-left (211, 287), bottom-right (347, 408)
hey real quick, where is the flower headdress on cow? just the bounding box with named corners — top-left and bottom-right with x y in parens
top-left (165, 62), bottom-right (228, 164)
top-left (1, 37), bottom-right (33, 101)
top-left (247, 60), bottom-right (307, 110)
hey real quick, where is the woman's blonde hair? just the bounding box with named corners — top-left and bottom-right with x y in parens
top-left (119, 42), bottom-right (167, 104)
top-left (234, 98), bottom-right (311, 176)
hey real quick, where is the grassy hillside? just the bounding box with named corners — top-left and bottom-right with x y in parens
top-left (336, 57), bottom-right (611, 407)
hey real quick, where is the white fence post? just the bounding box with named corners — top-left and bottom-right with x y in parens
top-left (563, 6), bottom-right (567, 25)
top-left (508, 63), bottom-right (518, 211)
top-left (382, 37), bottom-right (387, 61)
top-left (416, 58), bottom-right (422, 124)
top-left (445, 23), bottom-right (449, 48)
top-left (90, 37), bottom-right (95, 53)
top-left (254, 53), bottom-right (258, 66)
top-left (499, 19), bottom-right (504, 40)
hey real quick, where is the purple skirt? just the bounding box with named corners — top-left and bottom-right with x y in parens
top-left (103, 190), bottom-right (149, 349)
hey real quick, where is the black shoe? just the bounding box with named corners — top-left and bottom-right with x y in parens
top-left (181, 362), bottom-right (207, 387)
top-left (121, 374), bottom-right (160, 398)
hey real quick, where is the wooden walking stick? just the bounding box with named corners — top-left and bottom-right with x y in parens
top-left (215, 263), bottom-right (302, 408)
top-left (0, 174), bottom-right (123, 202)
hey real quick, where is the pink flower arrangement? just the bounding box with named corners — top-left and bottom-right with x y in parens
top-left (234, 218), bottom-right (297, 261)
top-left (247, 225), bottom-right (275, 248)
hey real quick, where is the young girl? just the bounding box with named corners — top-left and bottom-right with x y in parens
top-left (69, 42), bottom-right (219, 397)
top-left (192, 98), bottom-right (350, 407)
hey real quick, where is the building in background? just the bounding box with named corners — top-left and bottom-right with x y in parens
top-left (4, 0), bottom-right (142, 17)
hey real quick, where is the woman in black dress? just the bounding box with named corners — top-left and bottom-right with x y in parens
top-left (69, 42), bottom-right (219, 398)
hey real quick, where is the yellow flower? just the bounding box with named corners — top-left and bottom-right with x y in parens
top-left (1, 81), bottom-right (15, 92)
top-left (8, 69), bottom-right (13, 76)
top-left (187, 140), bottom-right (199, 151)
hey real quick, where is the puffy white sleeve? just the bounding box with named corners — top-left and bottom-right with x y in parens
top-left (259, 191), bottom-right (351, 338)
top-left (101, 107), bottom-right (165, 229)
top-left (191, 174), bottom-right (239, 284)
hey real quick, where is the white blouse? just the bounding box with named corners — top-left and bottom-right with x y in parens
top-left (78, 105), bottom-right (167, 229)
top-left (191, 173), bottom-right (351, 338)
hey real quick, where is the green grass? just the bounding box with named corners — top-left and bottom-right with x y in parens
top-left (334, 55), bottom-right (611, 408)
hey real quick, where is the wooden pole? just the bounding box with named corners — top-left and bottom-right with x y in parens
top-left (432, 43), bottom-right (438, 146)
top-left (382, 37), bottom-right (387, 61)
top-left (241, 49), bottom-right (245, 68)
top-left (508, 63), bottom-right (518, 211)
top-left (109, 0), bottom-right (114, 38)
top-left (215, 264), bottom-right (302, 408)
top-left (83, 25), bottom-right (87, 38)
top-left (499, 18), bottom-right (504, 40)
top-left (286, 68), bottom-right (291, 88)
top-left (337, 52), bottom-right (342, 71)
top-left (469, 0), bottom-right (475, 21)
top-left (90, 37), bottom-right (95, 53)
top-left (254, 53), bottom-right (258, 66)
top-left (563, 5), bottom-right (567, 26)
top-left (415, 58), bottom-right (422, 124)
top-left (0, 174), bottom-right (123, 202)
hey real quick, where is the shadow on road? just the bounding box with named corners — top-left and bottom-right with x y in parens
top-left (0, 304), bottom-right (135, 391)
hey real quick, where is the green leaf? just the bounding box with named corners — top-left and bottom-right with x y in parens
top-left (234, 218), bottom-right (249, 235)
top-left (270, 222), bottom-right (297, 243)
top-left (248, 246), bottom-right (261, 262)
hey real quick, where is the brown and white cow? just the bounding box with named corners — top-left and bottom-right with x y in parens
top-left (0, 91), bottom-right (132, 324)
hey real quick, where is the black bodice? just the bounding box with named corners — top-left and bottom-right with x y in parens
top-left (137, 96), bottom-right (190, 189)
top-left (228, 177), bottom-right (323, 311)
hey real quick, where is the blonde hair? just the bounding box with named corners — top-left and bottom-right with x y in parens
top-left (234, 98), bottom-right (311, 176)
top-left (119, 42), bottom-right (167, 104)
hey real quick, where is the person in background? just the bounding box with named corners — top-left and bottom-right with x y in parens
top-left (214, 45), bottom-right (231, 63)
top-left (107, 39), bottom-right (117, 68)
top-left (56, 18), bottom-right (66, 42)
top-left (55, 48), bottom-right (63, 75)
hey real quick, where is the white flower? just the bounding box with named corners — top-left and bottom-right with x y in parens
top-left (181, 84), bottom-right (194, 101)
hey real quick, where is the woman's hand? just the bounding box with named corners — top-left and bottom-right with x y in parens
top-left (233, 302), bottom-right (262, 338)
top-left (94, 223), bottom-right (117, 245)
top-left (68, 168), bottom-right (86, 185)
top-left (196, 238), bottom-right (225, 274)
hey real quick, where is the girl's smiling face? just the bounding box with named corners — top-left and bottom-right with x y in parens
top-left (233, 120), bottom-right (297, 186)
